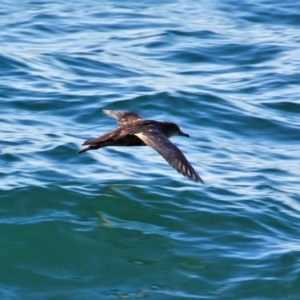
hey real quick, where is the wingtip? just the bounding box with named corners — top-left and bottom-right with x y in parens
top-left (102, 109), bottom-right (122, 120)
top-left (103, 109), bottom-right (112, 116)
top-left (198, 177), bottom-right (205, 184)
top-left (191, 174), bottom-right (205, 184)
top-left (78, 146), bottom-right (91, 153)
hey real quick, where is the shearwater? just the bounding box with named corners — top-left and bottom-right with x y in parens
top-left (79, 110), bottom-right (204, 183)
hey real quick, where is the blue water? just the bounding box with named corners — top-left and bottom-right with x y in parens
top-left (1, 0), bottom-right (300, 299)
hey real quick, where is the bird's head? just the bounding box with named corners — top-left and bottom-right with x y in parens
top-left (163, 122), bottom-right (190, 138)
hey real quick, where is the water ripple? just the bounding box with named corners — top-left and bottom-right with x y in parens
top-left (1, 0), bottom-right (300, 299)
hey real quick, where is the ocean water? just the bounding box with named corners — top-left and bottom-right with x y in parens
top-left (1, 0), bottom-right (300, 299)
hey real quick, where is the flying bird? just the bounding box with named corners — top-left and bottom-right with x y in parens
top-left (79, 110), bottom-right (204, 183)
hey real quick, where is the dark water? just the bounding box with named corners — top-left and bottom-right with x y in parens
top-left (1, 1), bottom-right (300, 299)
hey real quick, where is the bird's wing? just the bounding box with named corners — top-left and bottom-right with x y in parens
top-left (135, 127), bottom-right (204, 183)
top-left (81, 127), bottom-right (123, 146)
top-left (103, 110), bottom-right (144, 127)
top-left (81, 125), bottom-right (144, 148)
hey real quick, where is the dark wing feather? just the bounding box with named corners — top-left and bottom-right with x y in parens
top-left (103, 110), bottom-right (143, 127)
top-left (81, 127), bottom-right (123, 145)
top-left (135, 128), bottom-right (204, 183)
top-left (79, 125), bottom-right (145, 153)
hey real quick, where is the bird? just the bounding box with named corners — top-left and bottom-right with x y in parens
top-left (78, 110), bottom-right (204, 183)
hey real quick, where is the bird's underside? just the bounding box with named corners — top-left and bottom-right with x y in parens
top-left (79, 110), bottom-right (204, 183)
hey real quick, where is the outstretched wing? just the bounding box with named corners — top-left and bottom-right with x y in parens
top-left (78, 123), bottom-right (146, 153)
top-left (103, 110), bottom-right (144, 127)
top-left (135, 127), bottom-right (204, 183)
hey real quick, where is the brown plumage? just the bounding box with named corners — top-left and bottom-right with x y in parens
top-left (79, 110), bottom-right (204, 183)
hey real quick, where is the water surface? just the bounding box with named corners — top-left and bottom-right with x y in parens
top-left (1, 1), bottom-right (300, 299)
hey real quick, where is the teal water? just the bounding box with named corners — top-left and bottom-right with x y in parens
top-left (1, 1), bottom-right (300, 299)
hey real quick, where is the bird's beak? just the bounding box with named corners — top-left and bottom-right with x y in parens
top-left (178, 130), bottom-right (189, 137)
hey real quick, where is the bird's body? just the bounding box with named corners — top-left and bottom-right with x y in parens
top-left (79, 110), bottom-right (204, 183)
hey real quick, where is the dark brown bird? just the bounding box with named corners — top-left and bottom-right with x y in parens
top-left (79, 110), bottom-right (204, 183)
